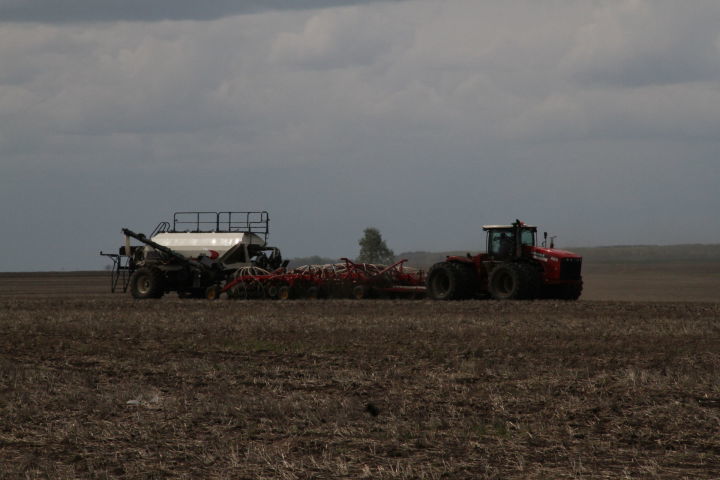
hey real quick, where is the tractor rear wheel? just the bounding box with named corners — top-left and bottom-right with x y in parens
top-left (129, 267), bottom-right (165, 299)
top-left (427, 262), bottom-right (476, 300)
top-left (488, 263), bottom-right (538, 300)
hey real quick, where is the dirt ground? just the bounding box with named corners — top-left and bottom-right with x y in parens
top-left (0, 266), bottom-right (719, 479)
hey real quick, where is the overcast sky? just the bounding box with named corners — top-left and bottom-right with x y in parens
top-left (1, 0), bottom-right (719, 271)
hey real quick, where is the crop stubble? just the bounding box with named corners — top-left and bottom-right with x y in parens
top-left (0, 273), bottom-right (719, 478)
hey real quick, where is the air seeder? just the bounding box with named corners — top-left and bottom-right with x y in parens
top-left (101, 211), bottom-right (426, 300)
top-left (101, 211), bottom-right (285, 299)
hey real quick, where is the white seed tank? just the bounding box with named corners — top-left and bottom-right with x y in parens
top-left (150, 231), bottom-right (266, 259)
top-left (143, 211), bottom-right (271, 260)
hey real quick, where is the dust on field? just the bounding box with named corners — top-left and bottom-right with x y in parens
top-left (1, 297), bottom-right (719, 479)
top-left (582, 262), bottom-right (720, 302)
top-left (0, 272), bottom-right (110, 297)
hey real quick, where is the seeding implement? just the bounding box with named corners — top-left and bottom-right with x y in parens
top-left (213, 259), bottom-right (425, 300)
top-left (101, 211), bottom-right (425, 300)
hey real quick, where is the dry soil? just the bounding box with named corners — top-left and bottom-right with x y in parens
top-left (0, 267), bottom-right (718, 479)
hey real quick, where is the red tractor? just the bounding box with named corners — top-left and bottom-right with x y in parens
top-left (426, 220), bottom-right (582, 300)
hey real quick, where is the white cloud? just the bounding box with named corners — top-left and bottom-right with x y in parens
top-left (270, 8), bottom-right (399, 69)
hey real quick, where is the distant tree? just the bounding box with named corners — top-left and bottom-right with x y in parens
top-left (357, 227), bottom-right (395, 264)
top-left (286, 255), bottom-right (337, 268)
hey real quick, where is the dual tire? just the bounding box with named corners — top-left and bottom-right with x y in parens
top-left (427, 261), bottom-right (541, 301)
top-left (426, 262), bottom-right (477, 300)
top-left (488, 263), bottom-right (540, 300)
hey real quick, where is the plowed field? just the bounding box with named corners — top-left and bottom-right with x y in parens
top-left (0, 269), bottom-right (719, 479)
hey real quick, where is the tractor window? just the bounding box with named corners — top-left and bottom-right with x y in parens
top-left (488, 229), bottom-right (536, 257)
top-left (488, 230), bottom-right (514, 257)
top-left (520, 229), bottom-right (535, 247)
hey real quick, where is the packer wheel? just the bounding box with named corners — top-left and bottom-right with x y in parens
top-left (205, 286), bottom-right (221, 300)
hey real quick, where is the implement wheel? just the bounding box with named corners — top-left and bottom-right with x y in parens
top-left (205, 286), bottom-right (222, 300)
top-left (266, 284), bottom-right (279, 299)
top-left (277, 285), bottom-right (292, 300)
top-left (305, 286), bottom-right (319, 300)
top-left (351, 285), bottom-right (368, 299)
top-left (129, 267), bottom-right (164, 299)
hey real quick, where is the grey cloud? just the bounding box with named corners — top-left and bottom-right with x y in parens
top-left (568, 38), bottom-right (720, 89)
top-left (0, 0), bottom-right (404, 23)
top-left (2, 1), bottom-right (720, 271)
top-left (562, 2), bottom-right (720, 87)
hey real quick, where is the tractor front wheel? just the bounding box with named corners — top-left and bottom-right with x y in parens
top-left (558, 282), bottom-right (583, 300)
top-left (488, 263), bottom-right (539, 300)
top-left (129, 267), bottom-right (165, 299)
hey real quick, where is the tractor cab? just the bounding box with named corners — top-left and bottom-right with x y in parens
top-left (484, 220), bottom-right (537, 259)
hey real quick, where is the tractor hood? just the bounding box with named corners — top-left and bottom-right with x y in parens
top-left (525, 245), bottom-right (582, 262)
top-left (525, 245), bottom-right (583, 282)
